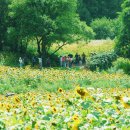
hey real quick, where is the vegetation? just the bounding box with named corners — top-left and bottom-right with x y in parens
top-left (0, 0), bottom-right (130, 129)
top-left (0, 66), bottom-right (130, 94)
top-left (113, 57), bottom-right (130, 75)
top-left (0, 0), bottom-right (8, 51)
top-left (51, 40), bottom-right (115, 57)
top-left (0, 66), bottom-right (130, 129)
top-left (115, 0), bottom-right (130, 58)
top-left (90, 18), bottom-right (121, 39)
top-left (5, 0), bottom-right (94, 64)
top-left (89, 52), bottom-right (117, 71)
top-left (78, 0), bottom-right (122, 23)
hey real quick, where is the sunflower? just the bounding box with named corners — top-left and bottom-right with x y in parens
top-left (76, 86), bottom-right (88, 99)
top-left (58, 88), bottom-right (63, 93)
top-left (52, 107), bottom-right (57, 113)
top-left (72, 114), bottom-right (79, 121)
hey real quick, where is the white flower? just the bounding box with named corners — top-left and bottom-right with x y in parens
top-left (64, 117), bottom-right (71, 122)
top-left (122, 97), bottom-right (130, 103)
top-left (87, 114), bottom-right (98, 120)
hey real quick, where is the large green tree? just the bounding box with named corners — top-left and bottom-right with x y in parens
top-left (115, 0), bottom-right (130, 58)
top-left (9, 0), bottom-right (94, 64)
top-left (0, 0), bottom-right (8, 51)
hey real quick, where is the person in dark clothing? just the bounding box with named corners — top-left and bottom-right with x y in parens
top-left (75, 53), bottom-right (79, 66)
top-left (78, 55), bottom-right (82, 66)
top-left (23, 56), bottom-right (28, 66)
top-left (46, 57), bottom-right (51, 67)
top-left (32, 56), bottom-right (36, 67)
top-left (82, 52), bottom-right (86, 65)
top-left (68, 54), bottom-right (73, 58)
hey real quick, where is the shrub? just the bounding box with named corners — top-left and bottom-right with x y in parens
top-left (90, 17), bottom-right (121, 39)
top-left (113, 57), bottom-right (130, 75)
top-left (0, 52), bottom-right (19, 66)
top-left (89, 52), bottom-right (117, 71)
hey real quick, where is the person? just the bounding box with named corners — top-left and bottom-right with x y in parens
top-left (19, 57), bottom-right (23, 68)
top-left (62, 56), bottom-right (67, 67)
top-left (59, 56), bottom-right (62, 67)
top-left (38, 57), bottom-right (42, 70)
top-left (23, 56), bottom-right (28, 66)
top-left (79, 55), bottom-right (82, 66)
top-left (75, 53), bottom-right (79, 66)
top-left (46, 57), bottom-right (51, 67)
top-left (32, 56), bottom-right (36, 67)
top-left (66, 56), bottom-right (69, 68)
top-left (68, 54), bottom-right (73, 58)
top-left (64, 56), bottom-right (67, 67)
top-left (82, 52), bottom-right (86, 65)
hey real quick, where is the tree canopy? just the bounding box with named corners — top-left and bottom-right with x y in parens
top-left (8, 0), bottom-right (94, 62)
top-left (78, 0), bottom-right (122, 23)
top-left (0, 0), bottom-right (8, 51)
top-left (115, 0), bottom-right (130, 58)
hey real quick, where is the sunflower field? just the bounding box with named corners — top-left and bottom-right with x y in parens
top-left (0, 66), bottom-right (130, 129)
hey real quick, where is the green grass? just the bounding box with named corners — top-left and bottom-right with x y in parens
top-left (50, 40), bottom-right (115, 57)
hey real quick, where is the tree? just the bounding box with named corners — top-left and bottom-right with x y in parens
top-left (0, 0), bottom-right (8, 51)
top-left (91, 17), bottom-right (121, 39)
top-left (115, 0), bottom-right (130, 58)
top-left (77, 0), bottom-right (122, 24)
top-left (9, 0), bottom-right (94, 65)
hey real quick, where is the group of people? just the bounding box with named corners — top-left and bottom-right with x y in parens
top-left (19, 52), bottom-right (87, 69)
top-left (59, 52), bottom-right (86, 68)
top-left (19, 56), bottom-right (51, 69)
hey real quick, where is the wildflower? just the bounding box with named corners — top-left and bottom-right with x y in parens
top-left (58, 88), bottom-right (63, 93)
top-left (71, 120), bottom-right (80, 130)
top-left (52, 107), bottom-right (57, 113)
top-left (72, 114), bottom-right (79, 121)
top-left (14, 96), bottom-right (20, 103)
top-left (76, 86), bottom-right (88, 99)
top-left (121, 97), bottom-right (130, 109)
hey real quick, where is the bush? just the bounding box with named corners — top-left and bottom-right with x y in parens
top-left (89, 52), bottom-right (117, 71)
top-left (90, 17), bottom-right (121, 39)
top-left (113, 57), bottom-right (130, 75)
top-left (0, 52), bottom-right (19, 66)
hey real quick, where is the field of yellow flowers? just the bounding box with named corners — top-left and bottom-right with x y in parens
top-left (0, 66), bottom-right (130, 129)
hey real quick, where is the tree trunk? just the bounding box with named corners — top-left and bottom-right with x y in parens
top-left (41, 37), bottom-right (47, 67)
top-left (36, 37), bottom-right (41, 56)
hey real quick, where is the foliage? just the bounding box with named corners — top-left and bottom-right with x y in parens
top-left (0, 0), bottom-right (8, 51)
top-left (89, 52), bottom-right (117, 71)
top-left (0, 52), bottom-right (19, 66)
top-left (77, 0), bottom-right (122, 23)
top-left (0, 66), bottom-right (130, 129)
top-left (0, 66), bottom-right (130, 94)
top-left (113, 57), bottom-right (130, 75)
top-left (90, 17), bottom-right (121, 39)
top-left (115, 0), bottom-right (130, 58)
top-left (8, 0), bottom-right (94, 61)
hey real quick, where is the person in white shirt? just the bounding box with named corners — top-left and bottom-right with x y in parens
top-left (19, 57), bottom-right (23, 68)
top-left (38, 57), bottom-right (42, 70)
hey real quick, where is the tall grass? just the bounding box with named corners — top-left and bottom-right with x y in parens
top-left (50, 40), bottom-right (115, 57)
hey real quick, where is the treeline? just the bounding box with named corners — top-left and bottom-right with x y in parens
top-left (0, 0), bottom-right (129, 59)
top-left (0, 0), bottom-right (94, 59)
top-left (78, 0), bottom-right (123, 23)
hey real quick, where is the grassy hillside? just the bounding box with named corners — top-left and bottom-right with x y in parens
top-left (50, 40), bottom-right (115, 57)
